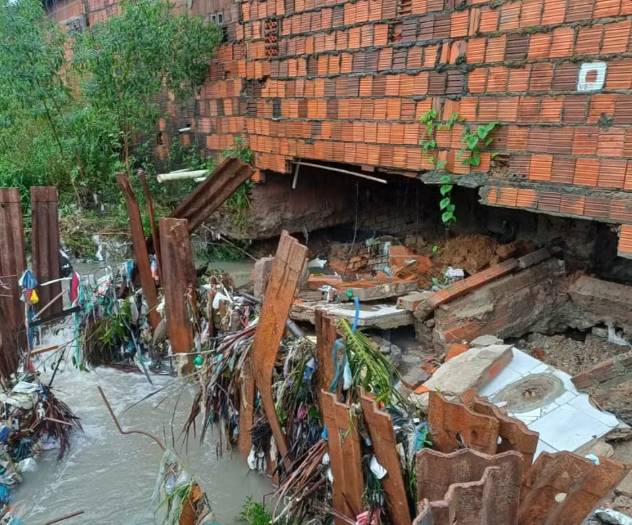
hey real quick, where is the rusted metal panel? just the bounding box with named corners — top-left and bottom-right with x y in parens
top-left (416, 448), bottom-right (523, 521)
top-left (31, 187), bottom-right (62, 315)
top-left (117, 174), bottom-right (161, 330)
top-left (159, 218), bottom-right (196, 370)
top-left (138, 169), bottom-right (161, 277)
top-left (0, 188), bottom-right (26, 338)
top-left (360, 391), bottom-right (412, 525)
top-left (321, 390), bottom-right (365, 523)
top-left (0, 301), bottom-right (20, 379)
top-left (251, 231), bottom-right (307, 465)
top-left (519, 451), bottom-right (628, 525)
top-left (428, 392), bottom-right (499, 455)
top-left (469, 396), bottom-right (539, 468)
top-left (171, 157), bottom-right (254, 233)
top-left (415, 466), bottom-right (519, 525)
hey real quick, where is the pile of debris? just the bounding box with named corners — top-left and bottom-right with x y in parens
top-left (52, 157), bottom-right (631, 523)
top-left (0, 373), bottom-right (82, 522)
top-left (179, 229), bottom-right (631, 525)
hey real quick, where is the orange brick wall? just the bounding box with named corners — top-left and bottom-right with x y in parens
top-left (47, 0), bottom-right (632, 258)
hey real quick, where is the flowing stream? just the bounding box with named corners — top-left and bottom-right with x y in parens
top-left (13, 260), bottom-right (270, 524)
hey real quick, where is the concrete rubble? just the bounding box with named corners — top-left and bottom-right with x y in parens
top-left (5, 172), bottom-right (632, 523)
top-left (241, 229), bottom-right (632, 524)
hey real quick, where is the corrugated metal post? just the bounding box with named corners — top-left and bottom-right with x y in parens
top-left (117, 173), bottom-right (161, 330)
top-left (159, 218), bottom-right (196, 375)
top-left (137, 169), bottom-right (161, 277)
top-left (31, 187), bottom-right (62, 315)
top-left (0, 188), bottom-right (26, 367)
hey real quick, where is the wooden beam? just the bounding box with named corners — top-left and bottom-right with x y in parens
top-left (321, 390), bottom-right (365, 521)
top-left (117, 173), bottom-right (161, 330)
top-left (315, 309), bottom-right (337, 405)
top-left (360, 391), bottom-right (412, 525)
top-left (251, 231), bottom-right (307, 467)
top-left (238, 355), bottom-right (255, 458)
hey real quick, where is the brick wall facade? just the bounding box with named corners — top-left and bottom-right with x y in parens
top-left (47, 0), bottom-right (632, 258)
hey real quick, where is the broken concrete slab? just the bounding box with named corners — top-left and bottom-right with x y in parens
top-left (291, 300), bottom-right (413, 330)
top-left (572, 349), bottom-right (632, 390)
top-left (568, 275), bottom-right (632, 335)
top-left (252, 256), bottom-right (274, 299)
top-left (471, 335), bottom-right (504, 347)
top-left (344, 280), bottom-right (418, 302)
top-left (397, 291), bottom-right (432, 312)
top-left (412, 345), bottom-right (513, 408)
top-left (414, 259), bottom-right (519, 321)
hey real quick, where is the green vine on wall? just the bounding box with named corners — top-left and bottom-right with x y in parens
top-left (419, 110), bottom-right (499, 227)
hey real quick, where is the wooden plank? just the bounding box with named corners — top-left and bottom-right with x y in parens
top-left (238, 355), bottom-right (255, 458)
top-left (171, 157), bottom-right (254, 233)
top-left (315, 309), bottom-right (337, 400)
top-left (251, 231), bottom-right (307, 466)
top-left (31, 187), bottom-right (62, 315)
top-left (360, 391), bottom-right (412, 525)
top-left (159, 218), bottom-right (196, 373)
top-left (118, 174), bottom-right (161, 330)
top-left (321, 390), bottom-right (365, 523)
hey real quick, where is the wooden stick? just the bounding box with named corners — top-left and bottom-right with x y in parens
top-left (98, 386), bottom-right (166, 451)
top-left (42, 510), bottom-right (85, 524)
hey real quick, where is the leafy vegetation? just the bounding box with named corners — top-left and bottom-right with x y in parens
top-left (459, 122), bottom-right (499, 167)
top-left (0, 0), bottom-right (221, 212)
top-left (239, 497), bottom-right (272, 525)
top-left (419, 110), bottom-right (499, 228)
top-left (339, 319), bottom-right (409, 408)
top-left (438, 174), bottom-right (456, 226)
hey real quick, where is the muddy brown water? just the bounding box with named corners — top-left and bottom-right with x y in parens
top-left (14, 260), bottom-right (270, 524)
top-left (13, 361), bottom-right (270, 524)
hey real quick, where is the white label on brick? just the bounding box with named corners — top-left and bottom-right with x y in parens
top-left (577, 62), bottom-right (607, 92)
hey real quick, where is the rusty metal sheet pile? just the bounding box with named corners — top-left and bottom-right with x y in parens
top-left (171, 157), bottom-right (254, 233)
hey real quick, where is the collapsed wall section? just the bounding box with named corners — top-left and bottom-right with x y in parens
top-left (46, 0), bottom-right (632, 256)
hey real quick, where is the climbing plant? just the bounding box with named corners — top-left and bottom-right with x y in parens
top-left (459, 122), bottom-right (499, 167)
top-left (419, 110), bottom-right (460, 226)
top-left (419, 110), bottom-right (499, 228)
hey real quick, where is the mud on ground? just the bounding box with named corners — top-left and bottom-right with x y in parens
top-left (519, 333), bottom-right (629, 377)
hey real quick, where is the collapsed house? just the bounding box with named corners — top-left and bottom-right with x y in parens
top-left (15, 0), bottom-right (632, 522)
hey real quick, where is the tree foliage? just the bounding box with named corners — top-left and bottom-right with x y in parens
top-left (0, 0), bottom-right (221, 207)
